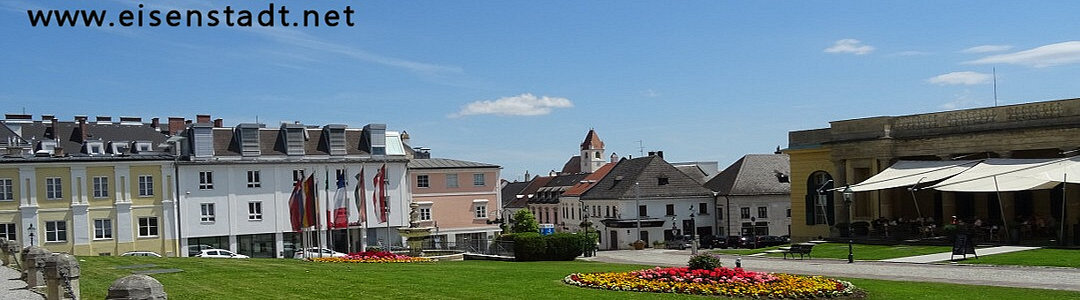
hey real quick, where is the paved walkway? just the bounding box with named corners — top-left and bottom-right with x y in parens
top-left (584, 249), bottom-right (1080, 292)
top-left (881, 246), bottom-right (1041, 263)
top-left (0, 266), bottom-right (43, 300)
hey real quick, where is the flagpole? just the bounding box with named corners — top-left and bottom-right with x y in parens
top-left (385, 159), bottom-right (392, 251)
top-left (345, 165), bottom-right (352, 254)
top-left (324, 166), bottom-right (331, 256)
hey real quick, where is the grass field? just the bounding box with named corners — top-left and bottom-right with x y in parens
top-left (958, 248), bottom-right (1080, 268)
top-left (713, 243), bottom-right (952, 260)
top-left (78, 257), bottom-right (1080, 299)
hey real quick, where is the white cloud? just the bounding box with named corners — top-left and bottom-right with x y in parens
top-left (966, 41), bottom-right (1080, 67)
top-left (962, 45), bottom-right (1013, 53)
top-left (941, 90), bottom-right (988, 110)
top-left (642, 89), bottom-right (660, 98)
top-left (450, 94), bottom-right (573, 118)
top-left (927, 71), bottom-right (992, 86)
top-left (824, 39), bottom-right (875, 55)
top-left (891, 50), bottom-right (931, 56)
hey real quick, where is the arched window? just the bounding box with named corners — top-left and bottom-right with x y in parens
top-left (594, 151), bottom-right (601, 159)
top-left (805, 171), bottom-right (835, 225)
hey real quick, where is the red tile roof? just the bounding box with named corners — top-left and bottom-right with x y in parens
top-left (562, 162), bottom-right (616, 196)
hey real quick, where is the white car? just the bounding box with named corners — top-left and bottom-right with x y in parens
top-left (195, 249), bottom-right (249, 259)
top-left (120, 251), bottom-right (162, 257)
top-left (293, 247), bottom-right (347, 259)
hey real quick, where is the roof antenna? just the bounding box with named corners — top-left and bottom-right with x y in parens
top-left (636, 140), bottom-right (644, 157)
top-left (993, 67), bottom-right (998, 107)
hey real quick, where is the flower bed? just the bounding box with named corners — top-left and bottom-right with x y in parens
top-left (310, 251), bottom-right (432, 263)
top-left (564, 266), bottom-right (857, 298)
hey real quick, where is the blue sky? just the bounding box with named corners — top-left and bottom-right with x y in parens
top-left (4, 1), bottom-right (1080, 181)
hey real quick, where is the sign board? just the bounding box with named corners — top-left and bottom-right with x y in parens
top-left (950, 233), bottom-right (978, 261)
top-left (539, 224), bottom-right (555, 236)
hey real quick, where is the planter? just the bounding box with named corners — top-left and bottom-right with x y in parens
top-left (631, 240), bottom-right (646, 250)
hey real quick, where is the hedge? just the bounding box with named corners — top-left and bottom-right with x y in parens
top-left (499, 232), bottom-right (592, 261)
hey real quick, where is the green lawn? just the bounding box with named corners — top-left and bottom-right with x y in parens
top-left (715, 243), bottom-right (953, 260)
top-left (78, 256), bottom-right (1080, 299)
top-left (958, 248), bottom-right (1080, 268)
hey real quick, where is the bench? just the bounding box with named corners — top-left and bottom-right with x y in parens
top-left (780, 243), bottom-right (814, 260)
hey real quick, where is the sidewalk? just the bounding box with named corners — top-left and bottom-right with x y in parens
top-left (880, 246), bottom-right (1040, 263)
top-left (0, 266), bottom-right (44, 300)
top-left (584, 248), bottom-right (1080, 292)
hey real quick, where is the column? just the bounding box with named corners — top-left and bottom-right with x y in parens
top-left (18, 166), bottom-right (38, 247)
top-left (70, 166), bottom-right (90, 254)
top-left (274, 232), bottom-right (284, 258)
top-left (161, 165), bottom-right (177, 257)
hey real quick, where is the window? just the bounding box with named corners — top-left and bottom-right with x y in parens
top-left (807, 171), bottom-right (834, 225)
top-left (717, 208), bottom-right (723, 220)
top-left (474, 205), bottom-right (487, 219)
top-left (248, 202), bottom-right (263, 220)
top-left (755, 221), bottom-right (769, 235)
top-left (665, 204), bottom-right (675, 216)
top-left (92, 176), bottom-right (109, 198)
top-left (46, 221), bottom-right (66, 242)
top-left (201, 203), bottom-right (216, 222)
top-left (758, 207), bottom-right (768, 219)
top-left (138, 175), bottom-right (153, 197)
top-left (445, 174), bottom-right (458, 188)
top-left (638, 205), bottom-right (647, 217)
top-left (138, 217), bottom-right (158, 237)
top-left (605, 206), bottom-right (611, 218)
top-left (292, 169), bottom-right (305, 182)
top-left (741, 207), bottom-right (751, 219)
top-left (416, 175), bottom-right (429, 188)
top-left (45, 177), bottom-right (62, 199)
top-left (0, 223), bottom-right (16, 241)
top-left (198, 171), bottom-right (214, 190)
top-left (247, 170), bottom-right (261, 188)
top-left (86, 142), bottom-right (105, 155)
top-left (473, 173), bottom-right (485, 186)
top-left (419, 207), bottom-right (432, 221)
top-left (698, 203), bottom-right (708, 215)
top-left (93, 219), bottom-right (113, 240)
top-left (658, 177), bottom-right (669, 185)
top-left (0, 179), bottom-right (12, 201)
top-left (787, 208), bottom-right (791, 218)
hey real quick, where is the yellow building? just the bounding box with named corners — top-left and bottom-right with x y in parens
top-left (1, 114), bottom-right (178, 256)
top-left (785, 98), bottom-right (1080, 245)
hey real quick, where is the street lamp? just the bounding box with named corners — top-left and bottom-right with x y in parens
top-left (842, 186), bottom-right (854, 263)
top-left (27, 223), bottom-right (36, 246)
top-left (689, 205), bottom-right (698, 255)
top-left (581, 205), bottom-right (592, 257)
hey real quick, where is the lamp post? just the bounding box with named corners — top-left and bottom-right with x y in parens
top-left (581, 205), bottom-right (591, 257)
top-left (27, 223), bottom-right (36, 246)
top-left (751, 217), bottom-right (757, 249)
top-left (634, 182), bottom-right (643, 247)
top-left (689, 205), bottom-right (698, 255)
top-left (843, 186), bottom-right (854, 263)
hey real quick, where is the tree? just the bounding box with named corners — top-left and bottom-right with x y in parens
top-left (511, 209), bottom-right (540, 233)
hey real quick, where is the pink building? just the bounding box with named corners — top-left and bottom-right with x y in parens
top-left (408, 158), bottom-right (502, 248)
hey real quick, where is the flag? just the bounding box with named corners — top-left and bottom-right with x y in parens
top-left (331, 171), bottom-right (349, 229)
top-left (302, 174), bottom-right (317, 228)
top-left (373, 164), bottom-right (388, 223)
top-left (354, 168), bottom-right (367, 223)
top-left (288, 179), bottom-right (304, 232)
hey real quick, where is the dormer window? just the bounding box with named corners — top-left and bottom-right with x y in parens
top-left (85, 141), bottom-right (105, 155)
top-left (38, 140), bottom-right (57, 152)
top-left (236, 124), bottom-right (261, 157)
top-left (281, 124), bottom-right (306, 156)
top-left (657, 177), bottom-right (669, 185)
top-left (323, 125), bottom-right (347, 156)
top-left (109, 141), bottom-right (130, 154)
top-left (132, 141), bottom-right (152, 153)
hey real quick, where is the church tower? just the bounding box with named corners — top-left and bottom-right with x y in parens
top-left (579, 129), bottom-right (605, 173)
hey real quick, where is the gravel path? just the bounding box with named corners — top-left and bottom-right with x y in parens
top-left (0, 266), bottom-right (43, 300)
top-left (584, 248), bottom-right (1080, 292)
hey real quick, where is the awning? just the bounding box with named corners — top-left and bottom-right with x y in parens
top-left (928, 157), bottom-right (1080, 192)
top-left (845, 160), bottom-right (980, 192)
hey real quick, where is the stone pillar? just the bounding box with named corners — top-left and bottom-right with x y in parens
top-left (22, 246), bottom-right (52, 288)
top-left (44, 253), bottom-right (80, 300)
top-left (0, 239), bottom-right (7, 266)
top-left (4, 240), bottom-right (20, 268)
top-left (106, 274), bottom-right (167, 300)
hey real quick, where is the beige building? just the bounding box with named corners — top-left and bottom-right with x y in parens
top-left (1, 114), bottom-right (178, 256)
top-left (408, 156), bottom-right (501, 248)
top-left (785, 98), bottom-right (1080, 245)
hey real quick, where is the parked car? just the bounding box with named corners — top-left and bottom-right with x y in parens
top-left (187, 244), bottom-right (213, 257)
top-left (755, 235), bottom-right (790, 248)
top-left (120, 251), bottom-right (162, 257)
top-left (195, 249), bottom-right (249, 259)
top-left (664, 235), bottom-right (693, 250)
top-left (293, 247), bottom-right (348, 259)
top-left (697, 235), bottom-right (719, 249)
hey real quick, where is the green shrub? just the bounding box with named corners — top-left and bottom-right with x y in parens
top-left (545, 233), bottom-right (586, 260)
top-left (687, 253), bottom-right (723, 270)
top-left (502, 232), bottom-right (589, 261)
top-left (510, 210), bottom-right (540, 233)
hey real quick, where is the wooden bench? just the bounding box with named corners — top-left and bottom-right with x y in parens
top-left (780, 243), bottom-right (814, 260)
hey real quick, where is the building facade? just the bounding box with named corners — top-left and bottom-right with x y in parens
top-left (0, 114), bottom-right (178, 256)
top-left (786, 98), bottom-right (1080, 244)
top-left (408, 157), bottom-right (502, 248)
top-left (176, 121), bottom-right (412, 257)
top-left (706, 154), bottom-right (791, 237)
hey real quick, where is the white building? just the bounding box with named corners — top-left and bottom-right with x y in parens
top-left (176, 122), bottom-right (411, 258)
top-left (705, 153), bottom-right (792, 237)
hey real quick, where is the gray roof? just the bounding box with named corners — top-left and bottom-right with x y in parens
top-left (705, 154), bottom-right (790, 196)
top-left (501, 181), bottom-right (530, 209)
top-left (532, 173), bottom-right (588, 204)
top-left (1, 120), bottom-right (172, 162)
top-left (208, 127), bottom-right (369, 157)
top-left (560, 155), bottom-right (581, 174)
top-left (408, 158), bottom-right (500, 169)
top-left (581, 155), bottom-right (713, 200)
top-left (675, 165), bottom-right (709, 184)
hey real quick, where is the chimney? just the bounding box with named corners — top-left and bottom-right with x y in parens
top-left (96, 116), bottom-right (112, 124)
top-left (196, 114), bottom-right (211, 124)
top-left (656, 151), bottom-right (664, 158)
top-left (401, 130), bottom-right (410, 146)
top-left (648, 151), bottom-right (656, 157)
top-left (41, 114), bottom-right (55, 121)
top-left (76, 116), bottom-right (88, 142)
top-left (53, 142), bottom-right (64, 157)
top-left (49, 118), bottom-right (60, 139)
top-left (5, 114), bottom-right (32, 121)
top-left (213, 118), bottom-right (223, 127)
top-left (151, 117), bottom-right (160, 129)
top-left (167, 117), bottom-right (185, 135)
top-left (610, 152), bottom-right (618, 163)
top-left (119, 116), bottom-right (142, 125)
